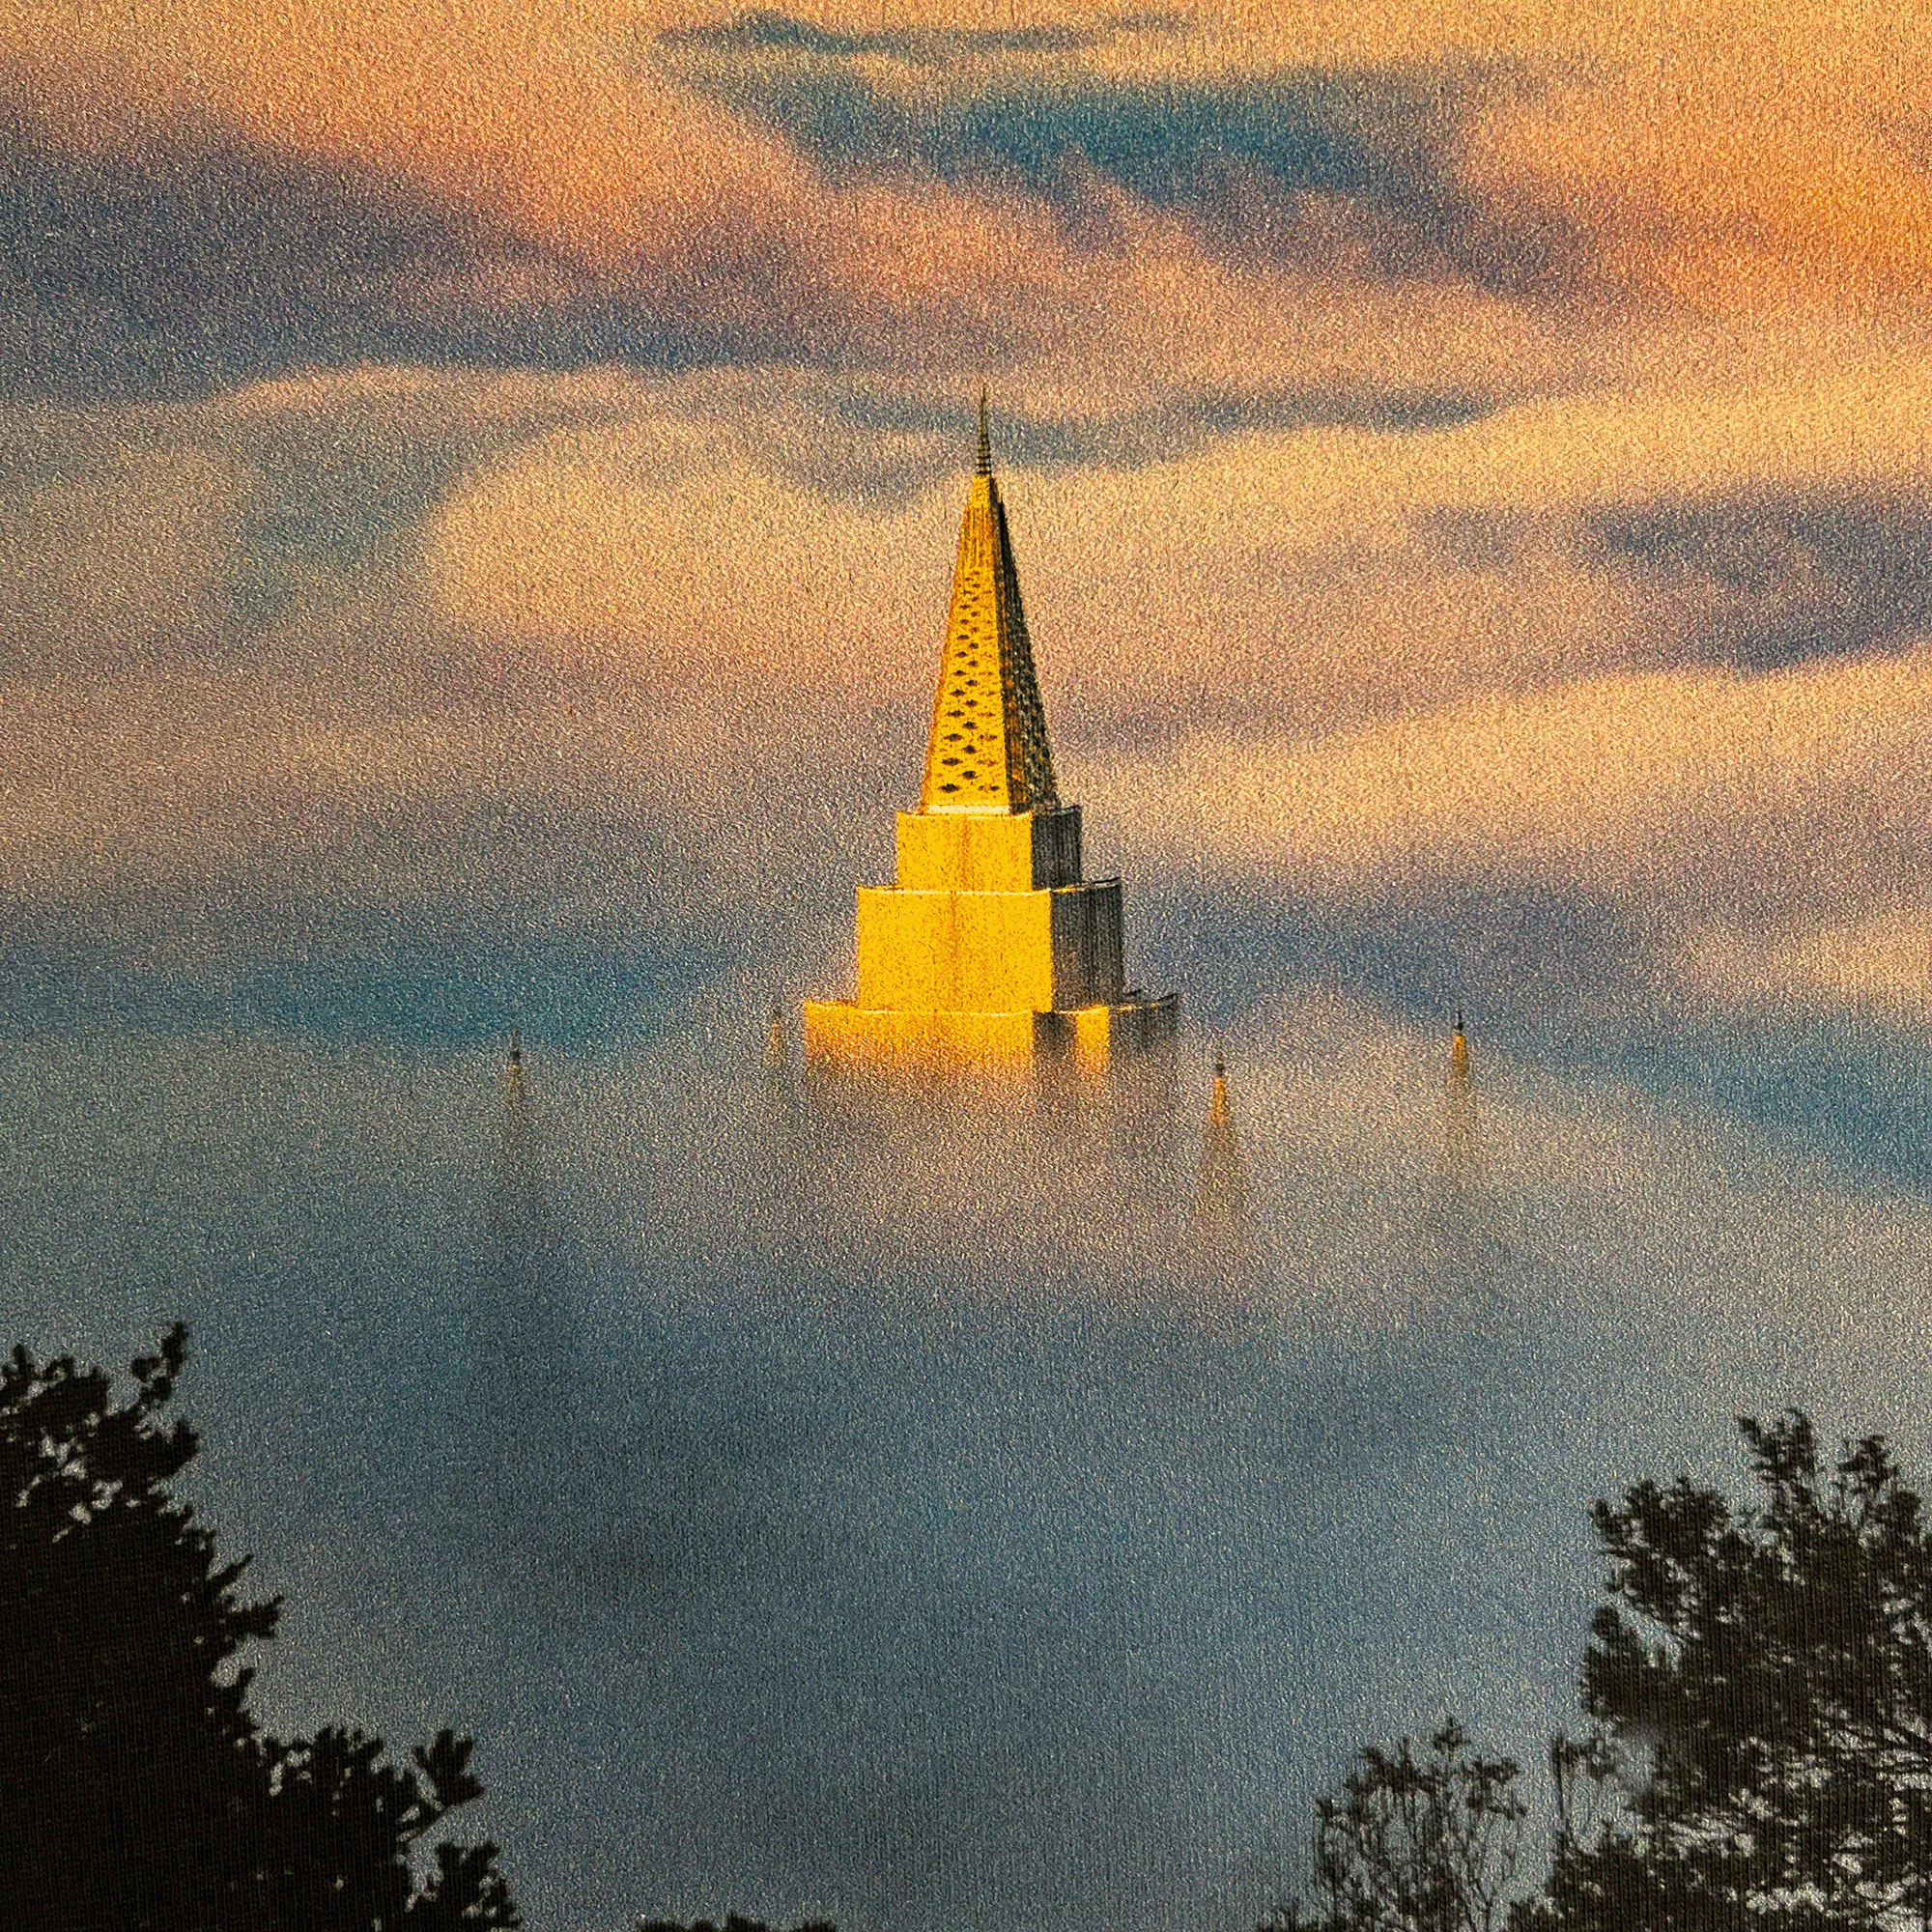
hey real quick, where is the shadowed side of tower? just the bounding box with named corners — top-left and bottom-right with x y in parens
top-left (803, 396), bottom-right (1177, 1079)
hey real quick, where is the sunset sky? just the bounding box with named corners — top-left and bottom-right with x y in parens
top-left (9, 4), bottom-right (1932, 1930)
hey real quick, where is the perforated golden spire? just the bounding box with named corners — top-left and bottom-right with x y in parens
top-left (918, 394), bottom-right (1059, 813)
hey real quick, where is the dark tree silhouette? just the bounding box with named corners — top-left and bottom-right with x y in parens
top-left (1537, 1410), bottom-right (1932, 1930)
top-left (1264, 1720), bottom-right (1528, 1932)
top-left (0, 1323), bottom-right (519, 1931)
top-left (636, 1918), bottom-right (838, 1932)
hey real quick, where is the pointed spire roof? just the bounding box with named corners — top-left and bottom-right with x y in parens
top-left (919, 393), bottom-right (1059, 814)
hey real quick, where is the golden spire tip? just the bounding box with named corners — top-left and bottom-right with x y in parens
top-left (976, 384), bottom-right (991, 477)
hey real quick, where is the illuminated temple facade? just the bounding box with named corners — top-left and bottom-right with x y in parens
top-left (804, 404), bottom-right (1177, 1079)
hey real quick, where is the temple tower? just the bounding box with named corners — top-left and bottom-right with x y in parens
top-left (803, 396), bottom-right (1176, 1078)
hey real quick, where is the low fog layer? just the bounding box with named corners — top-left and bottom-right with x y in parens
top-left (6, 999), bottom-right (1930, 1932)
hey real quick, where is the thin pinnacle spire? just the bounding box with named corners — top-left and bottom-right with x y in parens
top-left (1197, 1047), bottom-right (1248, 1240)
top-left (976, 384), bottom-right (991, 476)
top-left (497, 1025), bottom-right (537, 1222)
top-left (1443, 1009), bottom-right (1477, 1183)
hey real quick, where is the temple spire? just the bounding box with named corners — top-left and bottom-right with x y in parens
top-left (503, 1027), bottom-right (526, 1152)
top-left (487, 1026), bottom-right (549, 1277)
top-left (801, 387), bottom-right (1179, 1080)
top-left (918, 390), bottom-right (1058, 813)
top-left (1195, 1049), bottom-right (1250, 1242)
top-left (1443, 1009), bottom-right (1477, 1179)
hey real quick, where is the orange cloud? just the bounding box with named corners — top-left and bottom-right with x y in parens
top-left (1686, 909), bottom-right (1932, 1020)
top-left (1086, 645), bottom-right (1932, 1034)
top-left (13, 0), bottom-right (1932, 397)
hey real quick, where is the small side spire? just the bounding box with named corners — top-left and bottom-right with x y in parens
top-left (1443, 1009), bottom-right (1477, 1180)
top-left (1195, 1047), bottom-right (1250, 1244)
top-left (467, 1023), bottom-right (579, 1535)
top-left (763, 999), bottom-right (801, 1131)
top-left (494, 1025), bottom-right (539, 1231)
top-left (976, 384), bottom-right (991, 476)
top-left (504, 1026), bottom-right (526, 1126)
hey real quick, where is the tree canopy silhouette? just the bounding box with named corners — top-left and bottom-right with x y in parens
top-left (1266, 1720), bottom-right (1527, 1932)
top-left (1263, 1410), bottom-right (1932, 1932)
top-left (635, 1917), bottom-right (838, 1932)
top-left (0, 1323), bottom-right (520, 1931)
top-left (1540, 1409), bottom-right (1932, 1930)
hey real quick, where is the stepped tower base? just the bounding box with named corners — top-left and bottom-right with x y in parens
top-left (804, 803), bottom-right (1177, 1080)
top-left (804, 989), bottom-right (1179, 1080)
